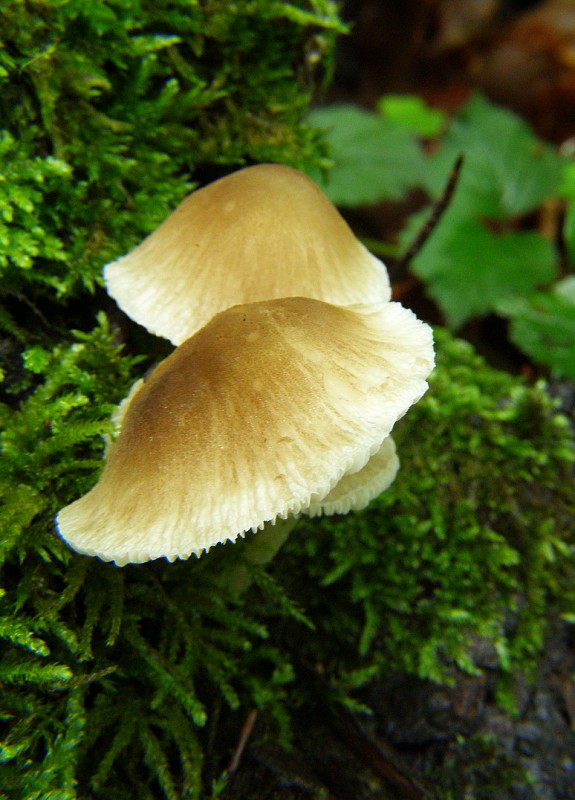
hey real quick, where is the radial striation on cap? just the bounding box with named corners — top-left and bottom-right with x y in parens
top-left (56, 297), bottom-right (434, 566)
top-left (104, 164), bottom-right (391, 345)
top-left (304, 435), bottom-right (399, 518)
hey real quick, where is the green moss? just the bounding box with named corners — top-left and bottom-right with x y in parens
top-left (1, 4), bottom-right (575, 798)
top-left (0, 3), bottom-right (345, 796)
top-left (279, 330), bottom-right (575, 698)
top-left (1, 0), bottom-right (344, 309)
top-left (0, 315), bottom-right (300, 795)
top-left (432, 732), bottom-right (534, 799)
top-left (1, 323), bottom-right (573, 798)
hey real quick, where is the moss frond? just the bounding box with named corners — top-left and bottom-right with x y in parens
top-left (280, 330), bottom-right (575, 693)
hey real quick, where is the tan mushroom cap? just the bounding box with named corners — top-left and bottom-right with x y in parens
top-left (103, 164), bottom-right (391, 345)
top-left (56, 297), bottom-right (434, 566)
top-left (304, 435), bottom-right (399, 518)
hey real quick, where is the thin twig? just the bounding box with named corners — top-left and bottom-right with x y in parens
top-left (227, 708), bottom-right (258, 774)
top-left (332, 710), bottom-right (438, 800)
top-left (395, 154), bottom-right (464, 273)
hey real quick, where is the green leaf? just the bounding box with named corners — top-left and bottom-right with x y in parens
top-left (497, 276), bottom-right (575, 378)
top-left (410, 218), bottom-right (557, 327)
top-left (560, 165), bottom-right (575, 263)
top-left (378, 94), bottom-right (445, 137)
top-left (559, 160), bottom-right (575, 198)
top-left (306, 104), bottom-right (425, 205)
top-left (563, 202), bottom-right (575, 266)
top-left (425, 94), bottom-right (563, 218)
top-left (402, 94), bottom-right (562, 327)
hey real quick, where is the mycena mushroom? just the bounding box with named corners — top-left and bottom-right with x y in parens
top-left (103, 164), bottom-right (391, 345)
top-left (56, 297), bottom-right (434, 566)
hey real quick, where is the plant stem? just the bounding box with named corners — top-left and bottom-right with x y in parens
top-left (227, 516), bottom-right (299, 595)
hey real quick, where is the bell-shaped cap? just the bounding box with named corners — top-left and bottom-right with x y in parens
top-left (56, 297), bottom-right (434, 566)
top-left (104, 164), bottom-right (391, 345)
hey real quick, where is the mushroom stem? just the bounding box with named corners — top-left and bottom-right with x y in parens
top-left (226, 517), bottom-right (299, 595)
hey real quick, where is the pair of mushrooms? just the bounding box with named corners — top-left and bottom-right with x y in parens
top-left (56, 165), bottom-right (434, 566)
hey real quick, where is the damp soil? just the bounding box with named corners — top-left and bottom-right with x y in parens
top-left (221, 622), bottom-right (575, 800)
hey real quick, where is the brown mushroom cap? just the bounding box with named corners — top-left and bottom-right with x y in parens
top-left (56, 297), bottom-right (433, 566)
top-left (104, 164), bottom-right (391, 345)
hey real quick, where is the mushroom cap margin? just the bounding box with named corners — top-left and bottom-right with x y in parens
top-left (56, 297), bottom-right (433, 565)
top-left (104, 164), bottom-right (391, 345)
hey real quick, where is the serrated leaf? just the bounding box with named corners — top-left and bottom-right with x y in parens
top-left (306, 104), bottom-right (425, 205)
top-left (562, 199), bottom-right (575, 266)
top-left (497, 276), bottom-right (575, 378)
top-left (378, 94), bottom-right (446, 137)
top-left (410, 217), bottom-right (557, 327)
top-left (425, 94), bottom-right (563, 218)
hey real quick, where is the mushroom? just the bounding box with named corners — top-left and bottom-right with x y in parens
top-left (103, 164), bottom-right (391, 345)
top-left (303, 435), bottom-right (399, 518)
top-left (56, 297), bottom-right (434, 566)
